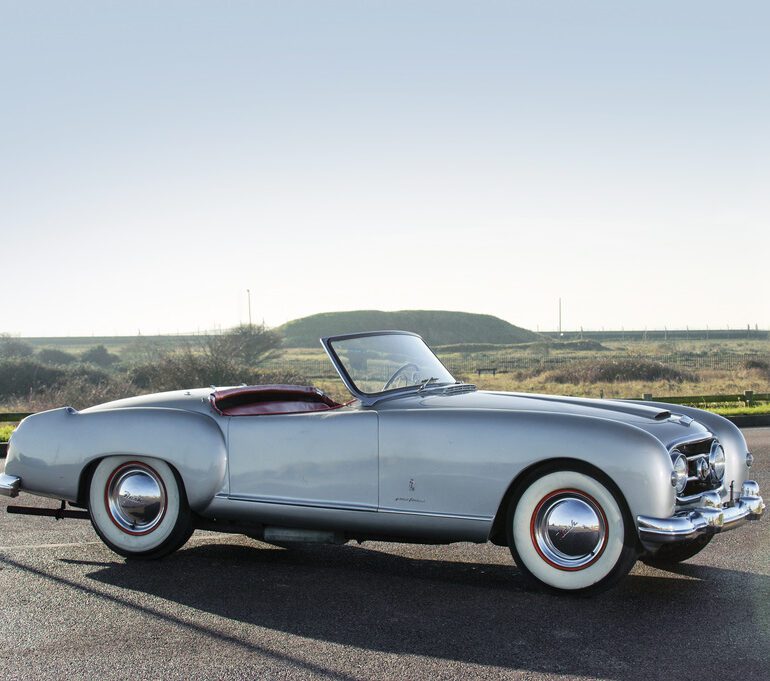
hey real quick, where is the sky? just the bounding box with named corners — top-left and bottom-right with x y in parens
top-left (2, 1), bottom-right (768, 336)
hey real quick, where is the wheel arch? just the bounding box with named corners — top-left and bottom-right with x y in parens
top-left (77, 454), bottom-right (192, 510)
top-left (488, 457), bottom-right (634, 546)
top-left (485, 415), bottom-right (675, 546)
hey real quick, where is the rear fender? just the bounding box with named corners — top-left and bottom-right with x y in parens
top-left (5, 407), bottom-right (227, 511)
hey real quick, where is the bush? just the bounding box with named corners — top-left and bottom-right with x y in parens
top-left (10, 375), bottom-right (140, 412)
top-left (205, 324), bottom-right (282, 364)
top-left (0, 359), bottom-right (66, 398)
top-left (37, 348), bottom-right (78, 365)
top-left (81, 345), bottom-right (120, 367)
top-left (0, 359), bottom-right (113, 401)
top-left (543, 358), bottom-right (697, 384)
top-left (129, 351), bottom-right (307, 392)
top-left (744, 358), bottom-right (769, 371)
top-left (0, 335), bottom-right (34, 359)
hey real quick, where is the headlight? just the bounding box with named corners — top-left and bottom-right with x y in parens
top-left (746, 451), bottom-right (754, 468)
top-left (709, 442), bottom-right (726, 481)
top-left (670, 451), bottom-right (688, 495)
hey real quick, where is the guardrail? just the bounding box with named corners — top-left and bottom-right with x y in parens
top-left (0, 412), bottom-right (34, 421)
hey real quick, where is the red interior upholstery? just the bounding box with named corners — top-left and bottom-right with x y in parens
top-left (211, 385), bottom-right (343, 416)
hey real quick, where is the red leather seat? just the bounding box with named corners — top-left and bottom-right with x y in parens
top-left (210, 385), bottom-right (342, 416)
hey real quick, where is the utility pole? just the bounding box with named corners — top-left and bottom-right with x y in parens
top-left (246, 289), bottom-right (253, 327)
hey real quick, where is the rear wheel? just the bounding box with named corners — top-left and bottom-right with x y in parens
top-left (88, 456), bottom-right (194, 559)
top-left (642, 534), bottom-right (713, 567)
top-left (507, 463), bottom-right (638, 595)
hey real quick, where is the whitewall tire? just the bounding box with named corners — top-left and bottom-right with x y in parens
top-left (507, 464), bottom-right (638, 594)
top-left (89, 456), bottom-right (194, 559)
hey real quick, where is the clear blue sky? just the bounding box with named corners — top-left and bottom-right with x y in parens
top-left (2, 1), bottom-right (768, 336)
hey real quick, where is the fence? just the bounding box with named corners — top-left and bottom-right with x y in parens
top-left (257, 352), bottom-right (768, 380)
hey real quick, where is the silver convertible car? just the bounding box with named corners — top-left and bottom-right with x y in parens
top-left (1, 330), bottom-right (764, 594)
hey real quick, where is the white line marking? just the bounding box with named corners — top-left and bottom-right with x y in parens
top-left (0, 534), bottom-right (235, 552)
top-left (0, 541), bottom-right (103, 551)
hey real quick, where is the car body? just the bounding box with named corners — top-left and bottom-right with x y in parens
top-left (1, 330), bottom-right (764, 593)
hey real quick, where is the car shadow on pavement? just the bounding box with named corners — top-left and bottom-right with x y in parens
top-left (68, 540), bottom-right (770, 680)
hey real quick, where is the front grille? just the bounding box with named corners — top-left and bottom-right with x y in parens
top-left (675, 437), bottom-right (722, 500)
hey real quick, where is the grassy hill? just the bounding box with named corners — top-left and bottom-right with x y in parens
top-left (277, 310), bottom-right (540, 347)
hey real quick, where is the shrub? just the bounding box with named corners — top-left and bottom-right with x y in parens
top-left (744, 358), bottom-right (769, 371)
top-left (0, 359), bottom-right (66, 398)
top-left (128, 350), bottom-right (307, 393)
top-left (0, 359), bottom-right (112, 401)
top-left (11, 375), bottom-right (140, 412)
top-left (543, 358), bottom-right (697, 384)
top-left (81, 345), bottom-right (120, 367)
top-left (205, 324), bottom-right (282, 364)
top-left (0, 335), bottom-right (34, 359)
top-left (37, 348), bottom-right (78, 365)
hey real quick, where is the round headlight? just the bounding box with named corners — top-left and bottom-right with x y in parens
top-left (709, 443), bottom-right (726, 481)
top-left (746, 451), bottom-right (754, 468)
top-left (670, 451), bottom-right (688, 495)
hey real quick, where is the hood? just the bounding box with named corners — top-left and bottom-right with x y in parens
top-left (411, 390), bottom-right (710, 447)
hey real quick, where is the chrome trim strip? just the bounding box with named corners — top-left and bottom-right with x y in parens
top-left (223, 493), bottom-right (377, 513)
top-left (378, 506), bottom-right (492, 522)
top-left (319, 330), bottom-right (459, 408)
top-left (0, 474), bottom-right (21, 498)
top-left (638, 481), bottom-right (764, 546)
top-left (667, 432), bottom-right (714, 451)
top-left (216, 493), bottom-right (491, 523)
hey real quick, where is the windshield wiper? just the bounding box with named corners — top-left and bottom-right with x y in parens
top-left (417, 377), bottom-right (441, 392)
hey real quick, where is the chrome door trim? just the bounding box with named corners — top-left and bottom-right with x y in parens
top-left (222, 493), bottom-right (377, 513)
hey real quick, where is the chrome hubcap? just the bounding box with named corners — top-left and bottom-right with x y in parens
top-left (532, 492), bottom-right (607, 569)
top-left (106, 464), bottom-right (166, 534)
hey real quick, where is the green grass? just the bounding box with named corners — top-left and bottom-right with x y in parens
top-left (709, 403), bottom-right (770, 416)
top-left (0, 424), bottom-right (16, 441)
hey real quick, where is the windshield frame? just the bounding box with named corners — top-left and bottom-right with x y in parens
top-left (320, 330), bottom-right (457, 405)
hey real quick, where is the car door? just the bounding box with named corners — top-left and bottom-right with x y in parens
top-left (227, 408), bottom-right (378, 510)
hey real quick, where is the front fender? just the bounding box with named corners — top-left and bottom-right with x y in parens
top-left (6, 407), bottom-right (227, 511)
top-left (491, 411), bottom-right (677, 522)
top-left (379, 408), bottom-right (677, 525)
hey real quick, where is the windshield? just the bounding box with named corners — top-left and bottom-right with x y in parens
top-left (327, 333), bottom-right (456, 396)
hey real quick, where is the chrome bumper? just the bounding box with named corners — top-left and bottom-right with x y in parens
top-left (0, 473), bottom-right (21, 498)
top-left (637, 481), bottom-right (764, 546)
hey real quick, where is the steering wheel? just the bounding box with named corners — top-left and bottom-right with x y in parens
top-left (382, 363), bottom-right (420, 391)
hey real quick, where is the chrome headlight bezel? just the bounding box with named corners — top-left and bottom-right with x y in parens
top-left (670, 450), bottom-right (688, 495)
top-left (709, 442), bottom-right (726, 482)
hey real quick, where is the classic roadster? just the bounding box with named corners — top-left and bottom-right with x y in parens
top-left (1, 330), bottom-right (764, 594)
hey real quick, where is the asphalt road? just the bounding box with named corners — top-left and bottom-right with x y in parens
top-left (1, 430), bottom-right (768, 680)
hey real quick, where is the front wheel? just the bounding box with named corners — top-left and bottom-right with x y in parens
top-left (88, 456), bottom-right (194, 559)
top-left (507, 464), bottom-right (639, 595)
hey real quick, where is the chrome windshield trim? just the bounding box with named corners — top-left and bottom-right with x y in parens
top-left (320, 330), bottom-right (457, 407)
